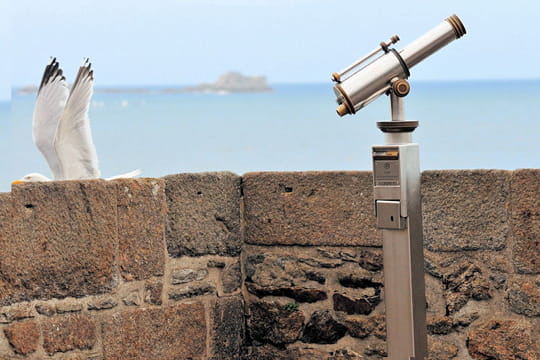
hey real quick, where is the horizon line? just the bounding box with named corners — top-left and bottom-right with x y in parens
top-left (10, 77), bottom-right (540, 90)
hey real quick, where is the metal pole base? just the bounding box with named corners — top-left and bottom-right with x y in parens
top-left (373, 130), bottom-right (427, 360)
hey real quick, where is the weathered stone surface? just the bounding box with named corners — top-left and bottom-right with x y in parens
top-left (122, 291), bottom-right (141, 306)
top-left (467, 319), bottom-right (539, 360)
top-left (338, 272), bottom-right (383, 289)
top-left (243, 171), bottom-right (379, 246)
top-left (245, 252), bottom-right (328, 303)
top-left (454, 311), bottom-right (479, 328)
top-left (222, 262), bottom-right (242, 293)
top-left (358, 249), bottom-right (383, 272)
top-left (243, 346), bottom-right (362, 360)
top-left (115, 178), bottom-right (166, 281)
top-left (87, 297), bottom-right (118, 310)
top-left (168, 284), bottom-right (216, 300)
top-left (163, 172), bottom-right (241, 256)
top-left (208, 260), bottom-right (226, 268)
top-left (427, 337), bottom-right (459, 360)
top-left (0, 194), bottom-right (16, 307)
top-left (510, 169), bottom-right (540, 274)
top-left (212, 296), bottom-right (244, 359)
top-left (506, 276), bottom-right (540, 317)
top-left (372, 315), bottom-right (386, 340)
top-left (248, 301), bottom-right (304, 346)
top-left (144, 280), bottom-right (163, 305)
top-left (3, 320), bottom-right (39, 355)
top-left (247, 284), bottom-right (327, 303)
top-left (301, 310), bottom-right (347, 344)
top-left (35, 303), bottom-right (56, 316)
top-left (333, 292), bottom-right (380, 315)
top-left (345, 315), bottom-right (377, 338)
top-left (422, 170), bottom-right (510, 251)
top-left (42, 314), bottom-right (97, 355)
top-left (330, 349), bottom-right (364, 359)
top-left (1, 181), bottom-right (117, 306)
top-left (0, 303), bottom-right (34, 323)
top-left (243, 345), bottom-right (296, 360)
top-left (364, 342), bottom-right (387, 358)
top-left (427, 315), bottom-right (454, 335)
top-left (56, 299), bottom-right (83, 314)
top-left (443, 261), bottom-right (491, 314)
top-left (102, 303), bottom-right (206, 360)
top-left (171, 268), bottom-right (209, 284)
top-left (424, 256), bottom-right (443, 279)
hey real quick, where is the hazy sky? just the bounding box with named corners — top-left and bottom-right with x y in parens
top-left (2, 0), bottom-right (540, 100)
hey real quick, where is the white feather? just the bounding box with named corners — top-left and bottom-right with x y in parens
top-left (32, 58), bottom-right (69, 179)
top-left (53, 58), bottom-right (100, 180)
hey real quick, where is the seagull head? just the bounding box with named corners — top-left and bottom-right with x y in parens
top-left (12, 173), bottom-right (52, 185)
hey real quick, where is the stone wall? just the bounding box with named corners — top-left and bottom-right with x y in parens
top-left (0, 170), bottom-right (538, 360)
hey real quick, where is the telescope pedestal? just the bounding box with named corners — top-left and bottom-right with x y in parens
top-left (373, 105), bottom-right (427, 360)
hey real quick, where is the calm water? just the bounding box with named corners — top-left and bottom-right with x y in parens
top-left (1, 80), bottom-right (539, 192)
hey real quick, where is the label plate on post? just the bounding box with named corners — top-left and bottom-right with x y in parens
top-left (374, 160), bottom-right (400, 186)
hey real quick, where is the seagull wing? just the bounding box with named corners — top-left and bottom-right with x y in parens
top-left (32, 58), bottom-right (69, 179)
top-left (54, 58), bottom-right (100, 180)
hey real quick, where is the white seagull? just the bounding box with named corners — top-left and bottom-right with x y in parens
top-left (13, 58), bottom-right (140, 184)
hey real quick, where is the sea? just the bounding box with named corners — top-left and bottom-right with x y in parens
top-left (1, 80), bottom-right (539, 193)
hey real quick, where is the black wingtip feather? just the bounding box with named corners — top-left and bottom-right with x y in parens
top-left (38, 57), bottom-right (64, 94)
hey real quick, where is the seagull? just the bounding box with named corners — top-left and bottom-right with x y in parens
top-left (13, 58), bottom-right (140, 184)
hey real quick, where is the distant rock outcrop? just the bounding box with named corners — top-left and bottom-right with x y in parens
top-left (184, 72), bottom-right (271, 93)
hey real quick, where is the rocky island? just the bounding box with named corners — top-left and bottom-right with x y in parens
top-left (183, 72), bottom-right (271, 93)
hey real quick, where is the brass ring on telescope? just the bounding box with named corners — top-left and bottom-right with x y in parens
top-left (446, 14), bottom-right (466, 38)
top-left (392, 79), bottom-right (410, 97)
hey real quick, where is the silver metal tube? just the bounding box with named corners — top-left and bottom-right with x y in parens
top-left (333, 15), bottom-right (466, 116)
top-left (390, 93), bottom-right (405, 121)
top-left (399, 20), bottom-right (458, 69)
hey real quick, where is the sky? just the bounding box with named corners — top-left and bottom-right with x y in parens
top-left (1, 0), bottom-right (540, 100)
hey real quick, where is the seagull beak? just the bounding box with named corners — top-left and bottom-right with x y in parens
top-left (11, 180), bottom-right (24, 185)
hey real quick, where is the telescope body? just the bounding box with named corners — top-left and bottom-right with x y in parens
top-left (334, 15), bottom-right (466, 115)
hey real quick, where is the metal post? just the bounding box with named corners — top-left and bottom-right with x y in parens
top-left (372, 90), bottom-right (427, 360)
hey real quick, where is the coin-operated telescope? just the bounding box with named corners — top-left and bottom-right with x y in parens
top-left (331, 15), bottom-right (466, 360)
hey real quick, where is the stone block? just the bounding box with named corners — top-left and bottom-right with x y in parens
top-left (87, 296), bottom-right (117, 311)
top-left (510, 169), bottom-right (540, 274)
top-left (171, 268), bottom-right (208, 284)
top-left (244, 250), bottom-right (329, 303)
top-left (243, 171), bottom-right (379, 246)
top-left (163, 172), bottom-right (241, 256)
top-left (506, 276), bottom-right (540, 317)
top-left (168, 284), bottom-right (216, 301)
top-left (3, 320), bottom-right (39, 355)
top-left (42, 314), bottom-right (97, 355)
top-left (211, 296), bottom-right (245, 359)
top-left (247, 300), bottom-right (304, 346)
top-left (222, 262), bottom-right (242, 294)
top-left (102, 303), bottom-right (206, 360)
top-left (115, 178), bottom-right (167, 281)
top-left (301, 310), bottom-right (348, 344)
top-left (467, 319), bottom-right (538, 359)
top-left (1, 181), bottom-right (117, 306)
top-left (422, 170), bottom-right (510, 251)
